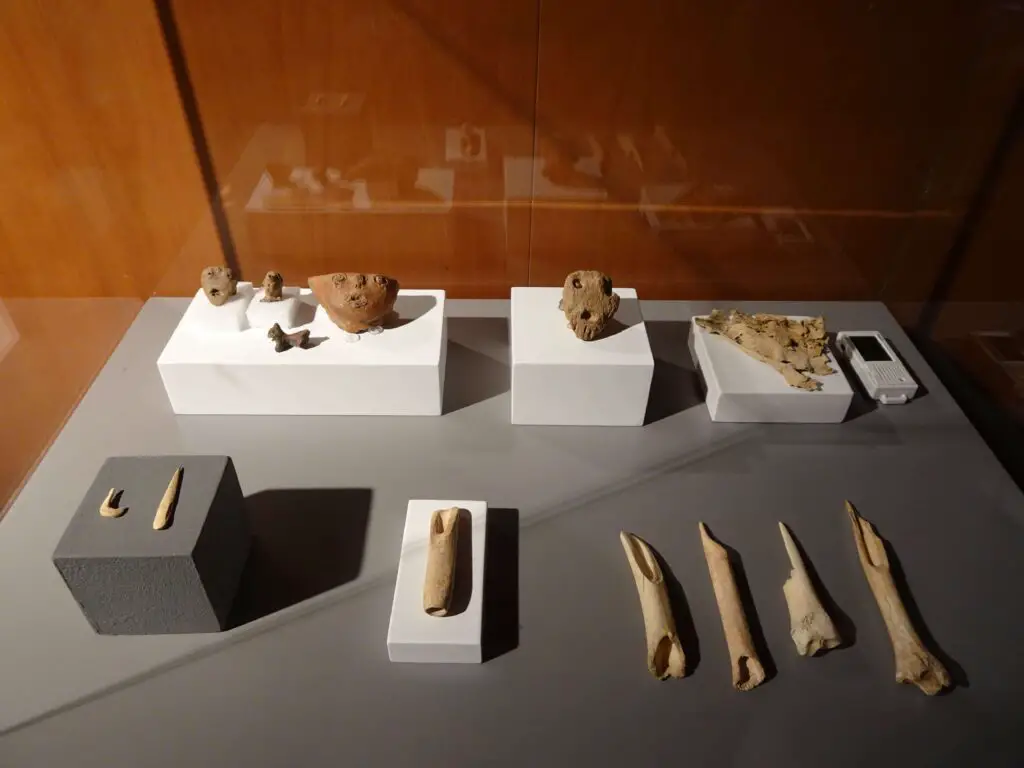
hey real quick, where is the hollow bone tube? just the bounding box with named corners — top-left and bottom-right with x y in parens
top-left (423, 507), bottom-right (460, 616)
top-left (619, 531), bottom-right (686, 679)
top-left (699, 522), bottom-right (766, 691)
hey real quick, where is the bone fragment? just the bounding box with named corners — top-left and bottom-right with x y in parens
top-left (699, 522), bottom-right (766, 691)
top-left (845, 501), bottom-right (950, 695)
top-left (152, 466), bottom-right (182, 531)
top-left (423, 507), bottom-right (460, 616)
top-left (619, 532), bottom-right (686, 679)
top-left (778, 522), bottom-right (841, 656)
top-left (99, 488), bottom-right (126, 518)
top-left (695, 309), bottom-right (833, 390)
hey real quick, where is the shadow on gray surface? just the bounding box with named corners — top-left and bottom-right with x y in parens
top-left (645, 320), bottom-right (704, 424)
top-left (390, 294), bottom-right (438, 328)
top-left (445, 508), bottom-right (473, 617)
top-left (227, 488), bottom-right (372, 628)
top-left (652, 546), bottom-right (700, 673)
top-left (482, 508), bottom-right (519, 662)
top-left (781, 525), bottom-right (857, 651)
top-left (442, 317), bottom-right (510, 414)
top-left (701, 523), bottom-right (777, 685)
top-left (294, 298), bottom-right (317, 327)
top-left (885, 540), bottom-right (968, 691)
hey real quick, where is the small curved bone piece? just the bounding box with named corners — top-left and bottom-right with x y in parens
top-left (778, 522), bottom-right (841, 656)
top-left (153, 466), bottom-right (183, 531)
top-left (99, 488), bottom-right (126, 518)
top-left (619, 532), bottom-right (686, 679)
top-left (267, 323), bottom-right (310, 352)
top-left (845, 501), bottom-right (951, 695)
top-left (423, 507), bottom-right (460, 616)
top-left (699, 522), bottom-right (766, 691)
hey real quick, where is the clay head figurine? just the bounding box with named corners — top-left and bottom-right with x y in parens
top-left (559, 270), bottom-right (620, 341)
top-left (307, 272), bottom-right (400, 333)
top-left (261, 271), bottom-right (284, 302)
top-left (200, 266), bottom-right (237, 307)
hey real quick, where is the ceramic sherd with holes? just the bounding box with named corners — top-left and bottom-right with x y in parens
top-left (510, 287), bottom-right (654, 425)
top-left (158, 283), bottom-right (446, 415)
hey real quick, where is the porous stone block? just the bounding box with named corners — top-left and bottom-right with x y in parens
top-left (52, 455), bottom-right (250, 635)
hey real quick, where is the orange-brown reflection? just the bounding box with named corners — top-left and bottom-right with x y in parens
top-left (171, 0), bottom-right (539, 297)
top-left (0, 299), bottom-right (142, 518)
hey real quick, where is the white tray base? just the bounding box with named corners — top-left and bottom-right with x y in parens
top-left (691, 315), bottom-right (853, 423)
top-left (510, 287), bottom-right (654, 426)
top-left (157, 289), bottom-right (446, 415)
top-left (387, 499), bottom-right (487, 664)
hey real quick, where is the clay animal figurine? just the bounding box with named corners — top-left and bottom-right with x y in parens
top-left (261, 271), bottom-right (284, 302)
top-left (267, 323), bottom-right (310, 353)
top-left (200, 266), bottom-right (237, 307)
top-left (307, 272), bottom-right (400, 333)
top-left (558, 270), bottom-right (620, 341)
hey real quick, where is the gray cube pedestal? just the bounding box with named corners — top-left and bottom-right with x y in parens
top-left (53, 455), bottom-right (250, 635)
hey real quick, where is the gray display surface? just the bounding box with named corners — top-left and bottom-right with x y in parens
top-left (1, 299), bottom-right (1023, 767)
top-left (53, 455), bottom-right (249, 634)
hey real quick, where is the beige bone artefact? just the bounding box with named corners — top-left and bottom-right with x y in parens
top-left (699, 522), bottom-right (766, 691)
top-left (423, 507), bottom-right (461, 616)
top-left (779, 522), bottom-right (841, 656)
top-left (619, 532), bottom-right (686, 679)
top-left (845, 501), bottom-right (950, 695)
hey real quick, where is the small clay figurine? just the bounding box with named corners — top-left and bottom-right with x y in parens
top-left (267, 323), bottom-right (310, 352)
top-left (558, 270), bottom-right (620, 341)
top-left (261, 271), bottom-right (284, 302)
top-left (200, 266), bottom-right (237, 306)
top-left (307, 272), bottom-right (400, 333)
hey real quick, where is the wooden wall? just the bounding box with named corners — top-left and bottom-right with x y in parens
top-left (0, 0), bottom-right (211, 299)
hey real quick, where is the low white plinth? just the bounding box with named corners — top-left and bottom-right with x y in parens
top-left (691, 316), bottom-right (854, 423)
top-left (179, 283), bottom-right (255, 333)
top-left (387, 499), bottom-right (487, 664)
top-left (157, 289), bottom-right (446, 415)
top-left (510, 287), bottom-right (654, 426)
top-left (245, 288), bottom-right (302, 330)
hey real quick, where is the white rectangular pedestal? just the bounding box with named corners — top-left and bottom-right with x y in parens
top-left (157, 289), bottom-right (446, 415)
top-left (691, 316), bottom-right (854, 423)
top-left (387, 500), bottom-right (487, 664)
top-left (510, 287), bottom-right (654, 426)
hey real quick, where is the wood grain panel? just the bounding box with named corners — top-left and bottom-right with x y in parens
top-left (171, 0), bottom-right (538, 297)
top-left (530, 0), bottom-right (1013, 298)
top-left (0, 0), bottom-right (211, 298)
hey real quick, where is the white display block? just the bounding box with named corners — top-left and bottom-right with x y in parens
top-left (387, 499), bottom-right (487, 664)
top-left (179, 283), bottom-right (255, 334)
top-left (245, 287), bottom-right (302, 330)
top-left (157, 289), bottom-right (446, 415)
top-left (691, 316), bottom-right (854, 423)
top-left (510, 287), bottom-right (654, 426)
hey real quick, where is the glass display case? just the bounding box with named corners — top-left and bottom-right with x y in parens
top-left (0, 1), bottom-right (1021, 762)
